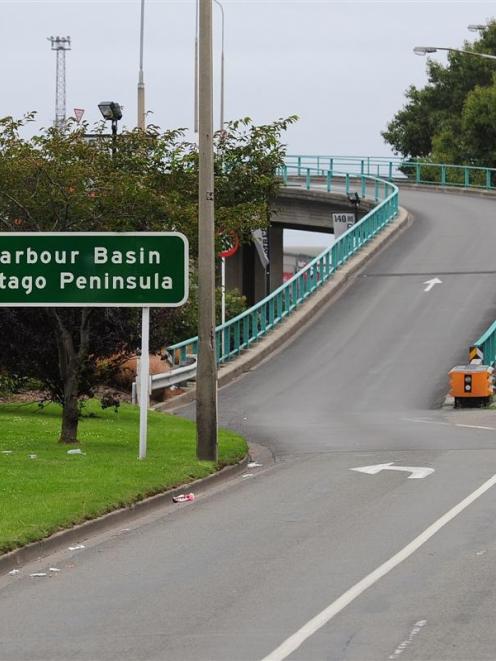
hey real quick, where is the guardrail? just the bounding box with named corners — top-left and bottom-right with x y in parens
top-left (131, 356), bottom-right (197, 404)
top-left (285, 155), bottom-right (496, 191)
top-left (167, 165), bottom-right (399, 365)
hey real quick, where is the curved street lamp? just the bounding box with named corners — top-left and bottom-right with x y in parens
top-left (468, 24), bottom-right (488, 33)
top-left (414, 45), bottom-right (496, 61)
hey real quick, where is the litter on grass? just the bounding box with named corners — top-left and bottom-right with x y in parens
top-left (68, 544), bottom-right (85, 551)
top-left (1, 451), bottom-right (13, 455)
top-left (247, 462), bottom-right (263, 468)
top-left (67, 449), bottom-right (85, 455)
top-left (29, 454), bottom-right (37, 459)
top-left (172, 493), bottom-right (195, 503)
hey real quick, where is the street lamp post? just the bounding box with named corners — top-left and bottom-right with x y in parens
top-left (214, 0), bottom-right (225, 131)
top-left (137, 0), bottom-right (146, 130)
top-left (98, 101), bottom-right (123, 155)
top-left (414, 45), bottom-right (496, 62)
top-left (194, 0), bottom-right (199, 133)
top-left (195, 0), bottom-right (225, 132)
top-left (468, 24), bottom-right (488, 33)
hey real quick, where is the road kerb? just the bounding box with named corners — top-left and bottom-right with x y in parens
top-left (0, 452), bottom-right (252, 574)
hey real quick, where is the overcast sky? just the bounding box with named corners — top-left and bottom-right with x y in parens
top-left (2, 0), bottom-right (496, 246)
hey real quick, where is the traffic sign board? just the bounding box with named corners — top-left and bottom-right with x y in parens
top-left (332, 212), bottom-right (355, 237)
top-left (0, 232), bottom-right (188, 307)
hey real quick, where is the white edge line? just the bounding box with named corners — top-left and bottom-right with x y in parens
top-left (455, 424), bottom-right (495, 431)
top-left (261, 473), bottom-right (496, 661)
top-left (401, 417), bottom-right (450, 426)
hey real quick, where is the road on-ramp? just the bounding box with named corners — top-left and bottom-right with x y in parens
top-left (2, 189), bottom-right (496, 660)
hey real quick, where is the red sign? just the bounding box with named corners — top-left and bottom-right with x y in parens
top-left (74, 108), bottom-right (85, 123)
top-left (217, 230), bottom-right (240, 259)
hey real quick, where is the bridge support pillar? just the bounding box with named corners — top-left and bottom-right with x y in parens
top-left (225, 224), bottom-right (283, 307)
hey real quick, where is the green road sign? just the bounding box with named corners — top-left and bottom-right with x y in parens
top-left (0, 232), bottom-right (188, 306)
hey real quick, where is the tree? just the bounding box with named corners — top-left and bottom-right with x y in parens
top-left (0, 113), bottom-right (297, 443)
top-left (382, 21), bottom-right (496, 165)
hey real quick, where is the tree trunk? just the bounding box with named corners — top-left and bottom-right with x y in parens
top-left (59, 373), bottom-right (80, 443)
top-left (52, 308), bottom-right (92, 444)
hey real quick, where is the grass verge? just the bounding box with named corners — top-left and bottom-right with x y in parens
top-left (0, 400), bottom-right (247, 554)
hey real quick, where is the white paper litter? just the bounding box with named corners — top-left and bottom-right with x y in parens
top-left (67, 449), bottom-right (85, 455)
top-left (29, 573), bottom-right (47, 578)
top-left (241, 473), bottom-right (254, 479)
top-left (247, 462), bottom-right (262, 468)
top-left (29, 454), bottom-right (37, 459)
top-left (8, 569), bottom-right (20, 576)
top-left (49, 567), bottom-right (61, 572)
top-left (1, 451), bottom-right (13, 455)
top-left (68, 544), bottom-right (85, 551)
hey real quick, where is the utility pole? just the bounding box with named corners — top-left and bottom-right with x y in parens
top-left (48, 36), bottom-right (71, 129)
top-left (137, 0), bottom-right (146, 129)
top-left (197, 0), bottom-right (218, 462)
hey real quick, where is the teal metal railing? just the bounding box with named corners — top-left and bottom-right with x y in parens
top-left (285, 155), bottom-right (496, 191)
top-left (168, 165), bottom-right (399, 365)
top-left (473, 321), bottom-right (496, 367)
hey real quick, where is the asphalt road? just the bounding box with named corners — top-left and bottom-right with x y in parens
top-left (3, 188), bottom-right (496, 660)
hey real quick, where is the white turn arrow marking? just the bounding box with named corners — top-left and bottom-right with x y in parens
top-left (423, 277), bottom-right (442, 292)
top-left (351, 462), bottom-right (435, 479)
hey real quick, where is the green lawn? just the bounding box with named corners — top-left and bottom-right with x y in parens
top-left (0, 400), bottom-right (247, 554)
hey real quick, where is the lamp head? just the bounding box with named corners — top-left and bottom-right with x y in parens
top-left (413, 46), bottom-right (438, 56)
top-left (98, 101), bottom-right (123, 121)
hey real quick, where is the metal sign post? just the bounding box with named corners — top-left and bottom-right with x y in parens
top-left (217, 231), bottom-right (240, 358)
top-left (139, 306), bottom-right (150, 459)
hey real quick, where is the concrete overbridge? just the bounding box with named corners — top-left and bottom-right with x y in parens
top-left (225, 184), bottom-right (375, 305)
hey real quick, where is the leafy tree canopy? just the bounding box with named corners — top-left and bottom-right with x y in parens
top-left (0, 113), bottom-right (296, 442)
top-left (382, 20), bottom-right (496, 165)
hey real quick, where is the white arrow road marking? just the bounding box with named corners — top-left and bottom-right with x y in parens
top-left (261, 473), bottom-right (496, 661)
top-left (423, 277), bottom-right (442, 292)
top-left (351, 462), bottom-right (434, 479)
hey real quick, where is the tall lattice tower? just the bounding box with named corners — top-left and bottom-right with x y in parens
top-left (48, 36), bottom-right (71, 129)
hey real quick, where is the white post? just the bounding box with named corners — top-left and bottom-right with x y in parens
top-left (139, 306), bottom-right (150, 459)
top-left (221, 256), bottom-right (226, 357)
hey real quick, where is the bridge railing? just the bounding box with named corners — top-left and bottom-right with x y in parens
top-left (167, 166), bottom-right (399, 366)
top-left (285, 155), bottom-right (496, 190)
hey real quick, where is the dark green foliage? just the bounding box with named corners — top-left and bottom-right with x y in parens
top-left (0, 114), bottom-right (295, 441)
top-left (383, 21), bottom-right (496, 166)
